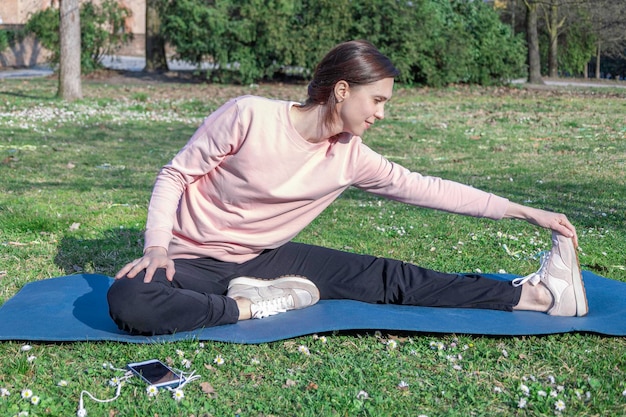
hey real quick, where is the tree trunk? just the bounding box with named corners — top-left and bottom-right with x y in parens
top-left (525, 0), bottom-right (544, 84)
top-left (547, 1), bottom-right (559, 78)
top-left (58, 0), bottom-right (82, 100)
top-left (144, 0), bottom-right (168, 72)
top-left (511, 0), bottom-right (516, 33)
top-left (595, 42), bottom-right (601, 79)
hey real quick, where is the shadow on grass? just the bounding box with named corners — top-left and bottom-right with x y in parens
top-left (472, 177), bottom-right (625, 231)
top-left (0, 89), bottom-right (59, 101)
top-left (54, 227), bottom-right (144, 277)
top-left (339, 171), bottom-right (625, 232)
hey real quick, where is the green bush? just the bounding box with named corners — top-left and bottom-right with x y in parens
top-left (23, 0), bottom-right (132, 73)
top-left (0, 30), bottom-right (8, 52)
top-left (162, 0), bottom-right (526, 86)
top-left (558, 19), bottom-right (596, 77)
top-left (453, 0), bottom-right (526, 85)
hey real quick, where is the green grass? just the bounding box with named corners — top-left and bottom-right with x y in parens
top-left (1, 76), bottom-right (625, 416)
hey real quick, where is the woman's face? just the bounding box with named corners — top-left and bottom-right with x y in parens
top-left (336, 77), bottom-right (394, 137)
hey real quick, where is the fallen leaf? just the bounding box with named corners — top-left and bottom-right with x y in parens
top-left (69, 222), bottom-right (81, 231)
top-left (283, 379), bottom-right (297, 388)
top-left (200, 382), bottom-right (217, 398)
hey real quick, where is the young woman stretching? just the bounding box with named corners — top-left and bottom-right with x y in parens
top-left (108, 40), bottom-right (587, 335)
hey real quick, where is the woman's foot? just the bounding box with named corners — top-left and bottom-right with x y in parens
top-left (513, 232), bottom-right (588, 316)
top-left (227, 275), bottom-right (320, 320)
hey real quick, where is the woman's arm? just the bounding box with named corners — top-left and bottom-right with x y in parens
top-left (503, 202), bottom-right (578, 246)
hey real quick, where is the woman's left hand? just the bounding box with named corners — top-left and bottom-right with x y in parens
top-left (504, 202), bottom-right (578, 247)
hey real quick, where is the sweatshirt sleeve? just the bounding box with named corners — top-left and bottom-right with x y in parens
top-left (351, 143), bottom-right (510, 220)
top-left (143, 98), bottom-right (243, 251)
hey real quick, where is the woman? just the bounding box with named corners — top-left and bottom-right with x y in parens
top-left (108, 40), bottom-right (587, 336)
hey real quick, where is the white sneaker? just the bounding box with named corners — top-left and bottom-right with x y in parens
top-left (513, 231), bottom-right (588, 316)
top-left (227, 275), bottom-right (320, 319)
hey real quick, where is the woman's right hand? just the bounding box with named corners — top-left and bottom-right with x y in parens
top-left (114, 246), bottom-right (176, 283)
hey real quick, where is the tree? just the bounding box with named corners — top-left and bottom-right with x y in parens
top-left (144, 0), bottom-right (168, 72)
top-left (583, 0), bottom-right (626, 78)
top-left (524, 0), bottom-right (544, 84)
top-left (543, 0), bottom-right (566, 77)
top-left (58, 0), bottom-right (82, 100)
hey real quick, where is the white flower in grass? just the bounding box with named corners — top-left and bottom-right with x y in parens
top-left (172, 388), bottom-right (184, 401)
top-left (250, 358), bottom-right (260, 365)
top-left (20, 345), bottom-right (32, 352)
top-left (554, 399), bottom-right (566, 412)
top-left (181, 358), bottom-right (191, 369)
top-left (319, 336), bottom-right (328, 343)
top-left (622, 388), bottom-right (626, 397)
top-left (550, 390), bottom-right (558, 398)
top-left (27, 355), bottom-right (36, 363)
top-left (17, 412), bottom-right (29, 417)
top-left (198, 342), bottom-right (205, 348)
top-left (57, 380), bottom-right (68, 387)
top-left (298, 345), bottom-right (311, 356)
top-left (30, 396), bottom-right (40, 405)
top-left (356, 390), bottom-right (369, 400)
top-left (387, 340), bottom-right (398, 349)
top-left (20, 389), bottom-right (33, 399)
top-left (213, 355), bottom-right (225, 366)
top-left (175, 349), bottom-right (185, 357)
top-left (0, 387), bottom-right (10, 396)
top-left (517, 398), bottom-right (527, 408)
top-left (429, 341), bottom-right (445, 351)
top-left (547, 375), bottom-right (556, 384)
top-left (109, 377), bottom-right (122, 386)
top-left (397, 380), bottom-right (409, 389)
top-left (520, 384), bottom-right (530, 396)
top-left (493, 387), bottom-right (502, 393)
top-left (146, 385), bottom-right (158, 397)
top-left (538, 390), bottom-right (547, 397)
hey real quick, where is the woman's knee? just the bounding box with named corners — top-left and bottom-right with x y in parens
top-left (107, 277), bottom-right (160, 333)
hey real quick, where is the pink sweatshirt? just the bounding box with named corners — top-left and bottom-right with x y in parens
top-left (144, 95), bottom-right (510, 263)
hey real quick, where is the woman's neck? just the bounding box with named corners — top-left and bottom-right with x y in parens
top-left (290, 105), bottom-right (341, 143)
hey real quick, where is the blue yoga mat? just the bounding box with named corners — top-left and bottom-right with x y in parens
top-left (0, 272), bottom-right (624, 344)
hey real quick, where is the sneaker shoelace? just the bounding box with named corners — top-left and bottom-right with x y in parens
top-left (250, 294), bottom-right (295, 319)
top-left (512, 251), bottom-right (550, 287)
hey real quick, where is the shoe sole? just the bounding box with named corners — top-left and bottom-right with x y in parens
top-left (228, 275), bottom-right (320, 304)
top-left (570, 243), bottom-right (589, 317)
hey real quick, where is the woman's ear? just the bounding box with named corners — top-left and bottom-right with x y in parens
top-left (334, 80), bottom-right (350, 103)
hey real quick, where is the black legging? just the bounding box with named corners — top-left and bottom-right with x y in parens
top-left (107, 242), bottom-right (522, 335)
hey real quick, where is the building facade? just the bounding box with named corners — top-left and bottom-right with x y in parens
top-left (0, 0), bottom-right (146, 67)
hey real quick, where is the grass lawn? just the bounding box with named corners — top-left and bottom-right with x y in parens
top-left (0, 73), bottom-right (625, 416)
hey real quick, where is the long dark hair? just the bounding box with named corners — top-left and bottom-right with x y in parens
top-left (301, 40), bottom-right (400, 130)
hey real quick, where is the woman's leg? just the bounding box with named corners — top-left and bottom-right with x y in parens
top-left (238, 242), bottom-right (522, 311)
top-left (107, 257), bottom-right (240, 335)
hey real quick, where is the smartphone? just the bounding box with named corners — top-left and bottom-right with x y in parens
top-left (127, 359), bottom-right (186, 389)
